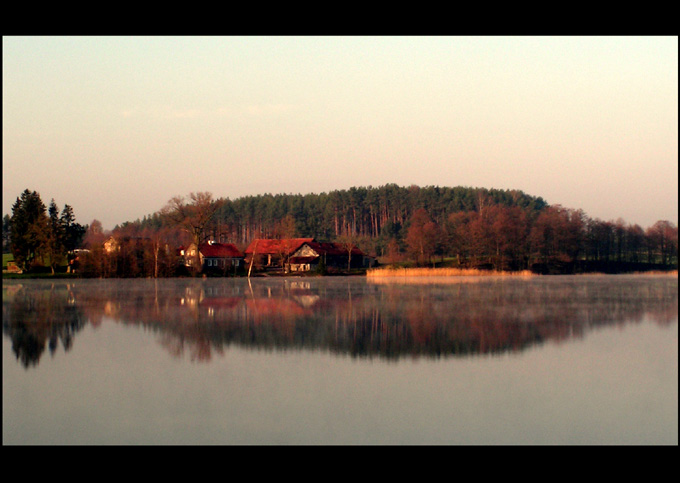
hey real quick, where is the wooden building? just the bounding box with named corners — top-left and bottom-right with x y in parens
top-left (244, 238), bottom-right (315, 270)
top-left (184, 241), bottom-right (244, 272)
top-left (289, 241), bottom-right (371, 272)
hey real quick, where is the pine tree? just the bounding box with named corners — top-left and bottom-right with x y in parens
top-left (2, 214), bottom-right (11, 254)
top-left (47, 199), bottom-right (66, 274)
top-left (60, 204), bottom-right (86, 253)
top-left (10, 189), bottom-right (49, 271)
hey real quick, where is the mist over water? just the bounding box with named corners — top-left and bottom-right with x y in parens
top-left (3, 274), bottom-right (677, 444)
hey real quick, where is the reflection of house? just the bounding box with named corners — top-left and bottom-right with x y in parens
top-left (244, 238), bottom-right (315, 269)
top-left (184, 241), bottom-right (244, 272)
top-left (289, 241), bottom-right (372, 272)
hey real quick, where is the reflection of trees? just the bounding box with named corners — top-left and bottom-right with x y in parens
top-left (3, 282), bottom-right (86, 368)
top-left (3, 275), bottom-right (677, 365)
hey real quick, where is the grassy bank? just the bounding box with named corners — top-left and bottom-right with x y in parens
top-left (2, 272), bottom-right (80, 279)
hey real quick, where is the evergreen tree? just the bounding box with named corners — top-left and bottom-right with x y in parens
top-left (10, 189), bottom-right (49, 271)
top-left (2, 214), bottom-right (11, 254)
top-left (47, 199), bottom-right (66, 274)
top-left (60, 204), bottom-right (86, 252)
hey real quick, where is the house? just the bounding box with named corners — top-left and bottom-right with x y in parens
top-left (244, 238), bottom-right (315, 270)
top-left (103, 235), bottom-right (152, 254)
top-left (103, 236), bottom-right (119, 254)
top-left (6, 261), bottom-right (22, 274)
top-left (288, 241), bottom-right (372, 272)
top-left (68, 248), bottom-right (90, 273)
top-left (184, 241), bottom-right (244, 272)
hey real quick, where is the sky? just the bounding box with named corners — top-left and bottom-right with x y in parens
top-left (3, 36), bottom-right (678, 231)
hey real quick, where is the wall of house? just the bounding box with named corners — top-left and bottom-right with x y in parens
top-left (290, 262), bottom-right (314, 272)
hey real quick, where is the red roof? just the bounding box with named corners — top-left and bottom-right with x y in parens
top-left (199, 242), bottom-right (243, 258)
top-left (245, 238), bottom-right (315, 255)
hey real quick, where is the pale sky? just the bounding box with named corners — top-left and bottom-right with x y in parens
top-left (3, 36), bottom-right (678, 230)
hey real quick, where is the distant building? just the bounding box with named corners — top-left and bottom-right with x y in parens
top-left (244, 238), bottom-right (315, 269)
top-left (69, 249), bottom-right (90, 273)
top-left (289, 240), bottom-right (371, 272)
top-left (103, 235), bottom-right (151, 254)
top-left (184, 241), bottom-right (244, 272)
top-left (103, 236), bottom-right (119, 254)
top-left (6, 261), bottom-right (22, 274)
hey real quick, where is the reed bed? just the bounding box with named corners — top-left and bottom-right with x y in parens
top-left (632, 270), bottom-right (678, 276)
top-left (366, 267), bottom-right (534, 278)
top-left (366, 267), bottom-right (677, 282)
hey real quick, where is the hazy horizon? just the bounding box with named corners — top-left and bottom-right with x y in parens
top-left (3, 36), bottom-right (677, 231)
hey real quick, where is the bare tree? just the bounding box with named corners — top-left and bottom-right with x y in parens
top-left (275, 214), bottom-right (298, 239)
top-left (162, 192), bottom-right (221, 271)
top-left (647, 220), bottom-right (678, 266)
top-left (274, 214), bottom-right (298, 271)
top-left (406, 208), bottom-right (441, 266)
top-left (337, 232), bottom-right (359, 271)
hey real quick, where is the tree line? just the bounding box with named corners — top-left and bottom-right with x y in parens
top-left (4, 185), bottom-right (678, 276)
top-left (402, 204), bottom-right (678, 273)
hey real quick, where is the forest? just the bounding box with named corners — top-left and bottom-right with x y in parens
top-left (4, 184), bottom-right (678, 277)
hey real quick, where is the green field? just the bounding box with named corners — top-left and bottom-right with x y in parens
top-left (2, 253), bottom-right (80, 279)
top-left (3, 253), bottom-right (12, 270)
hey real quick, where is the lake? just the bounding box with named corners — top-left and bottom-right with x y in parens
top-left (3, 274), bottom-right (677, 445)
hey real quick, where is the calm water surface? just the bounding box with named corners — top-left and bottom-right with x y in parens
top-left (3, 274), bottom-right (677, 445)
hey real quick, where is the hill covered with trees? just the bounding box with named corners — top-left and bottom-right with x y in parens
top-left (130, 184), bottom-right (676, 275)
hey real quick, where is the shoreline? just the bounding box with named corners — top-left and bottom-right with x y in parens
top-left (4, 268), bottom-right (677, 281)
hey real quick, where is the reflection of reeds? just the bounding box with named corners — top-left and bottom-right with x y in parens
top-left (367, 267), bottom-right (534, 278)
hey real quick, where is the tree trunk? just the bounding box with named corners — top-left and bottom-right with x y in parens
top-left (248, 240), bottom-right (258, 278)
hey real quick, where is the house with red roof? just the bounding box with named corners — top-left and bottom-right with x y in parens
top-left (289, 240), bottom-right (372, 272)
top-left (244, 238), bottom-right (315, 270)
top-left (184, 241), bottom-right (244, 273)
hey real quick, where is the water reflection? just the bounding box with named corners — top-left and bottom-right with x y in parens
top-left (3, 275), bottom-right (677, 367)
